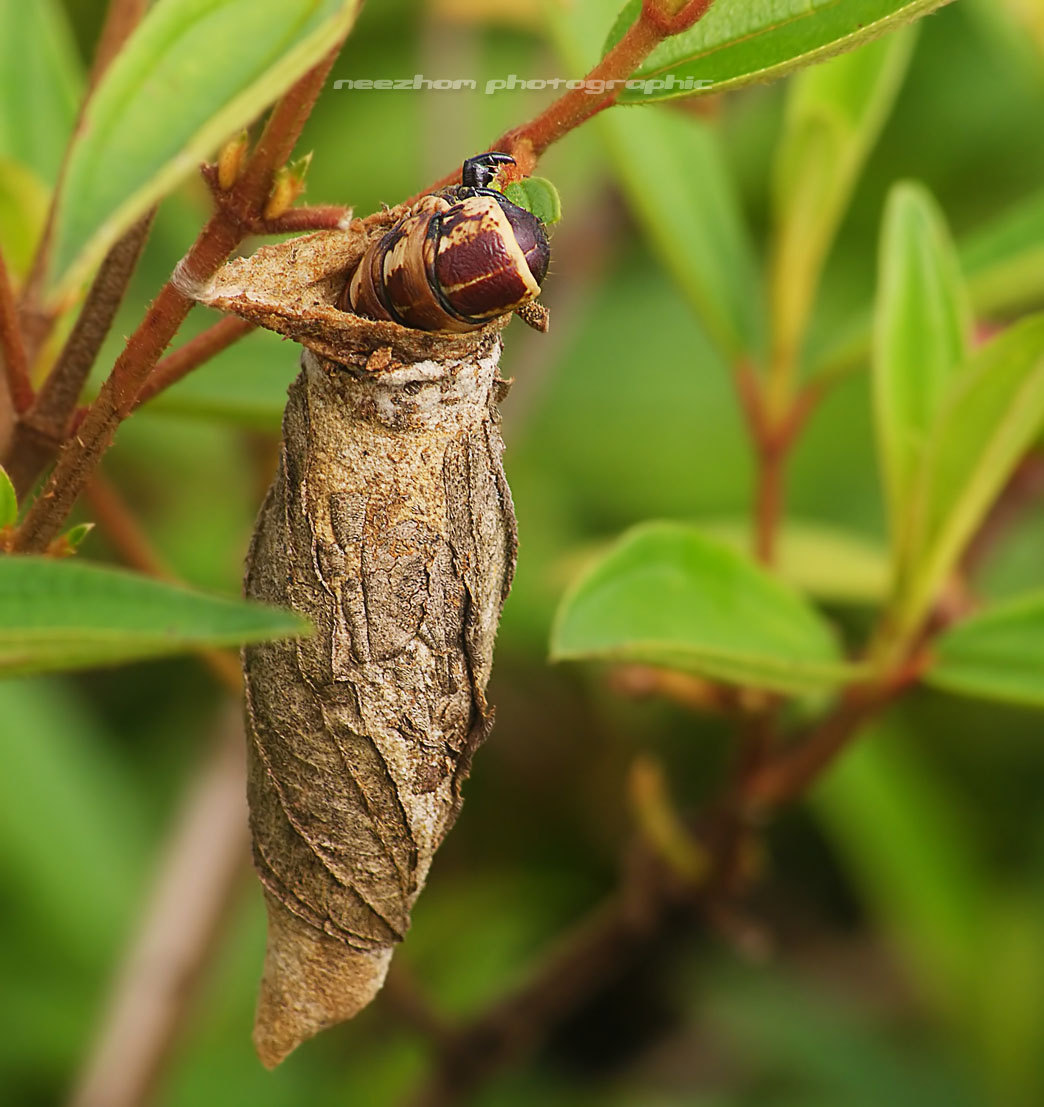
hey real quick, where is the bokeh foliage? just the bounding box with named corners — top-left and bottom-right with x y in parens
top-left (3, 0), bottom-right (1044, 1104)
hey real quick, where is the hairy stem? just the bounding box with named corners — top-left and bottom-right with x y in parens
top-left (0, 243), bottom-right (33, 429)
top-left (5, 213), bottom-right (155, 496)
top-left (408, 646), bottom-right (917, 1104)
top-left (409, 0), bottom-right (718, 200)
top-left (19, 0), bottom-right (148, 360)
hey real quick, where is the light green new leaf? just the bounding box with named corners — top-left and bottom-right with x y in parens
top-left (927, 593), bottom-right (1044, 708)
top-left (502, 177), bottom-right (562, 226)
top-left (897, 316), bottom-right (1044, 636)
top-left (810, 187), bottom-right (1044, 384)
top-left (0, 557), bottom-right (309, 676)
top-left (602, 0), bottom-right (951, 104)
top-left (48, 0), bottom-right (362, 298)
top-left (551, 522), bottom-right (853, 695)
top-left (0, 0), bottom-right (82, 184)
top-left (598, 106), bottom-right (763, 360)
top-left (874, 183), bottom-right (971, 552)
top-left (0, 466), bottom-right (17, 528)
top-left (770, 31), bottom-right (917, 378)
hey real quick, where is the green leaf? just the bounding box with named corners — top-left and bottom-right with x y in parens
top-left (697, 518), bottom-right (891, 605)
top-left (502, 177), bottom-right (561, 225)
top-left (0, 0), bottom-right (82, 184)
top-left (0, 466), bottom-right (16, 528)
top-left (0, 557), bottom-right (309, 676)
top-left (927, 593), bottom-right (1044, 708)
top-left (896, 316), bottom-right (1044, 636)
top-left (48, 0), bottom-right (362, 298)
top-left (810, 187), bottom-right (1044, 384)
top-left (770, 31), bottom-right (917, 379)
top-left (874, 182), bottom-right (971, 553)
top-left (551, 522), bottom-right (853, 695)
top-left (597, 106), bottom-right (763, 360)
top-left (601, 0), bottom-right (951, 105)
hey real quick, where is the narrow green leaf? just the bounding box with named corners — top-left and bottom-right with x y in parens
top-left (810, 187), bottom-right (1044, 383)
top-left (49, 0), bottom-right (362, 298)
top-left (551, 522), bottom-right (852, 695)
top-left (598, 106), bottom-right (763, 360)
top-left (770, 31), bottom-right (917, 378)
top-left (874, 182), bottom-right (971, 552)
top-left (897, 316), bottom-right (1044, 635)
top-left (601, 0), bottom-right (950, 105)
top-left (52, 521), bottom-right (95, 556)
top-left (812, 719), bottom-right (988, 1020)
top-left (0, 0), bottom-right (82, 183)
top-left (927, 593), bottom-right (1044, 708)
top-left (0, 466), bottom-right (17, 528)
top-left (0, 557), bottom-right (309, 676)
top-left (698, 518), bottom-right (891, 605)
top-left (502, 177), bottom-right (561, 225)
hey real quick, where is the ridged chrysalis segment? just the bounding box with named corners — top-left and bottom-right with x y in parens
top-left (193, 220), bottom-right (519, 1067)
top-left (244, 340), bottom-right (516, 1066)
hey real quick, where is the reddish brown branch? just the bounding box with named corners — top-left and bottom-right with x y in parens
top-left (410, 638), bottom-right (923, 1105)
top-left (410, 870), bottom-right (692, 1107)
top-left (0, 243), bottom-right (33, 418)
top-left (735, 362), bottom-right (825, 565)
top-left (5, 213), bottom-right (155, 496)
top-left (11, 44), bottom-right (345, 553)
top-left (408, 0), bottom-right (718, 202)
top-left (135, 316), bottom-right (255, 409)
top-left (19, 0), bottom-right (149, 361)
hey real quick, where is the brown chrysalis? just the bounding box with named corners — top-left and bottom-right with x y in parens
top-left (192, 204), bottom-right (542, 1065)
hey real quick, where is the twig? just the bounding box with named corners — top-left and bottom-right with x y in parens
top-left (407, 0), bottom-right (718, 201)
top-left (743, 646), bottom-right (929, 817)
top-left (68, 711), bottom-right (250, 1107)
top-left (11, 44), bottom-right (344, 553)
top-left (0, 242), bottom-right (33, 420)
top-left (735, 362), bottom-right (825, 565)
top-left (409, 873), bottom-right (690, 1107)
top-left (19, 0), bottom-right (148, 360)
top-left (5, 213), bottom-right (155, 496)
top-left (262, 203), bottom-right (352, 233)
top-left (135, 316), bottom-right (255, 409)
top-left (408, 637), bottom-right (924, 1105)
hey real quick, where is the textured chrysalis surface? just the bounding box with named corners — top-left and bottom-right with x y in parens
top-left (193, 214), bottom-right (519, 1066)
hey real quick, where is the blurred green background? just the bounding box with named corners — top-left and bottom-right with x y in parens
top-left (3, 0), bottom-right (1044, 1104)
